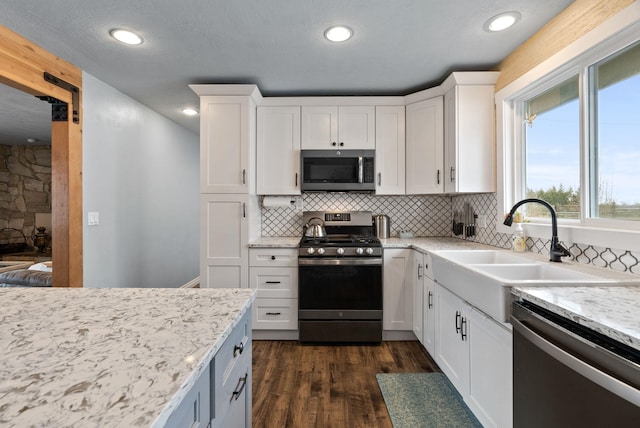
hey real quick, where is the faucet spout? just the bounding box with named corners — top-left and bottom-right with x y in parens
top-left (504, 198), bottom-right (570, 262)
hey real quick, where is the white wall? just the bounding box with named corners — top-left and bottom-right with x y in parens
top-left (82, 72), bottom-right (199, 288)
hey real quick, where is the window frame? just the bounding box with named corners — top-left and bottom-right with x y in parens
top-left (496, 12), bottom-right (640, 252)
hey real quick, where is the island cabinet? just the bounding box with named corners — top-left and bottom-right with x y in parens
top-left (301, 105), bottom-right (375, 149)
top-left (256, 106), bottom-right (301, 195)
top-left (442, 72), bottom-right (498, 193)
top-left (434, 283), bottom-right (512, 428)
top-left (375, 105), bottom-right (406, 195)
top-left (166, 310), bottom-right (252, 428)
top-left (383, 249), bottom-right (413, 331)
top-left (249, 248), bottom-right (298, 331)
top-left (405, 96), bottom-right (444, 194)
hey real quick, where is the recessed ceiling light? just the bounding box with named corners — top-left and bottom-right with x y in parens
top-left (181, 107), bottom-right (199, 116)
top-left (109, 29), bottom-right (143, 45)
top-left (324, 26), bottom-right (353, 42)
top-left (485, 12), bottom-right (521, 32)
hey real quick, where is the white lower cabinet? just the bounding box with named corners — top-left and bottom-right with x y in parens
top-left (422, 254), bottom-right (436, 356)
top-left (434, 282), bottom-right (512, 428)
top-left (434, 284), bottom-right (470, 394)
top-left (383, 249), bottom-right (413, 331)
top-left (412, 251), bottom-right (424, 343)
top-left (467, 308), bottom-right (512, 428)
top-left (249, 248), bottom-right (298, 331)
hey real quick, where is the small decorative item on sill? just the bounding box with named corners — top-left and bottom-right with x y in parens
top-left (34, 227), bottom-right (50, 253)
top-left (511, 212), bottom-right (526, 252)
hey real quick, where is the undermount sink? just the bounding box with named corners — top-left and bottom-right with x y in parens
top-left (430, 249), bottom-right (617, 322)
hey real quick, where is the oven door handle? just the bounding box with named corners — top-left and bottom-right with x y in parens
top-left (511, 315), bottom-right (640, 407)
top-left (299, 258), bottom-right (382, 266)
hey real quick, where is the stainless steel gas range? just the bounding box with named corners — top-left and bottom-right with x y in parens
top-left (298, 211), bottom-right (383, 343)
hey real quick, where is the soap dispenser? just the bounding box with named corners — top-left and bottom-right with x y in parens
top-left (512, 222), bottom-right (526, 252)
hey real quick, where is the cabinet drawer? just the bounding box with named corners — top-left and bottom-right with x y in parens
top-left (249, 267), bottom-right (298, 298)
top-left (211, 310), bottom-right (251, 425)
top-left (249, 248), bottom-right (298, 267)
top-left (252, 298), bottom-right (298, 330)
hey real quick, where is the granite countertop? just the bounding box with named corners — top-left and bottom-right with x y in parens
top-left (0, 287), bottom-right (255, 428)
top-left (380, 237), bottom-right (493, 252)
top-left (249, 236), bottom-right (300, 248)
top-left (512, 286), bottom-right (640, 351)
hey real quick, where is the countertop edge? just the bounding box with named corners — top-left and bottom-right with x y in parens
top-left (151, 291), bottom-right (255, 428)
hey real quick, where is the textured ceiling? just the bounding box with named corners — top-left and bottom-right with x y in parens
top-left (0, 0), bottom-right (574, 142)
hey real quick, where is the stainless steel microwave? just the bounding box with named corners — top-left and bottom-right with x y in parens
top-left (300, 150), bottom-right (375, 192)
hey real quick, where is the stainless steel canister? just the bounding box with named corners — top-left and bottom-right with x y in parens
top-left (373, 214), bottom-right (390, 239)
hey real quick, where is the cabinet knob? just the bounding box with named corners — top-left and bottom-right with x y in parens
top-left (332, 142), bottom-right (337, 146)
top-left (271, 255), bottom-right (276, 260)
top-left (339, 142), bottom-right (344, 147)
top-left (234, 342), bottom-right (244, 356)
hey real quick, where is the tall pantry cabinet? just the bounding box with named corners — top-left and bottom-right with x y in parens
top-left (191, 85), bottom-right (262, 289)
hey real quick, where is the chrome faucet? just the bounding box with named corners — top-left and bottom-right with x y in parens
top-left (503, 198), bottom-right (571, 262)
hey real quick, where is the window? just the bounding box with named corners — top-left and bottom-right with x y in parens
top-left (517, 38), bottom-right (640, 226)
top-left (589, 42), bottom-right (640, 221)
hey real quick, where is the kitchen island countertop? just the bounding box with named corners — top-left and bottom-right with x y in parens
top-left (0, 287), bottom-right (255, 427)
top-left (512, 286), bottom-right (640, 352)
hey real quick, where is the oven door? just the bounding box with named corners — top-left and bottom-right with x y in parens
top-left (298, 258), bottom-right (382, 320)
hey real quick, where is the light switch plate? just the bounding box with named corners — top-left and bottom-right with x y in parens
top-left (476, 214), bottom-right (487, 228)
top-left (88, 211), bottom-right (99, 226)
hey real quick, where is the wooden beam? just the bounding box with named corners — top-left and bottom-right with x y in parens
top-left (0, 24), bottom-right (83, 287)
top-left (496, 0), bottom-right (635, 92)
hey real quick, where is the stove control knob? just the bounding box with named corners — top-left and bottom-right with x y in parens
top-left (307, 247), bottom-right (315, 255)
top-left (365, 248), bottom-right (374, 255)
top-left (336, 248), bottom-right (345, 256)
top-left (317, 248), bottom-right (325, 255)
top-left (355, 248), bottom-right (364, 255)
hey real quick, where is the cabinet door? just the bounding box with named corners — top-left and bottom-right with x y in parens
top-left (257, 106), bottom-right (301, 195)
top-left (444, 85), bottom-right (495, 193)
top-left (200, 96), bottom-right (254, 194)
top-left (301, 106), bottom-right (338, 149)
top-left (200, 194), bottom-right (248, 288)
top-left (375, 106), bottom-right (406, 195)
top-left (338, 106), bottom-right (375, 149)
top-left (383, 249), bottom-right (413, 331)
top-left (405, 97), bottom-right (444, 194)
top-left (467, 308), bottom-right (513, 428)
top-left (434, 284), bottom-right (470, 394)
top-left (423, 275), bottom-right (436, 356)
top-left (412, 251), bottom-right (424, 343)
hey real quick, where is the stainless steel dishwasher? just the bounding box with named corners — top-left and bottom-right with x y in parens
top-left (511, 300), bottom-right (640, 427)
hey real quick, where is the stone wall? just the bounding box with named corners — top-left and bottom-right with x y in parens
top-left (0, 145), bottom-right (51, 244)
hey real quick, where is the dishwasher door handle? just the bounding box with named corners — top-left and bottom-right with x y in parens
top-left (511, 316), bottom-right (640, 407)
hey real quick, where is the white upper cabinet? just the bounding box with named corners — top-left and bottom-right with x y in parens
top-left (257, 106), bottom-right (301, 195)
top-left (302, 106), bottom-right (375, 149)
top-left (443, 74), bottom-right (497, 193)
top-left (375, 106), bottom-right (406, 195)
top-left (405, 97), bottom-right (444, 194)
top-left (200, 96), bottom-right (256, 194)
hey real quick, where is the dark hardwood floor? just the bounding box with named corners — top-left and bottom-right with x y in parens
top-left (252, 340), bottom-right (439, 428)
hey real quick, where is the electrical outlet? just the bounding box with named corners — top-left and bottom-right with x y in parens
top-left (476, 214), bottom-right (487, 228)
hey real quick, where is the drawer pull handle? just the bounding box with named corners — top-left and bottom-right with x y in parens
top-left (265, 281), bottom-right (281, 284)
top-left (455, 311), bottom-right (461, 334)
top-left (461, 317), bottom-right (468, 341)
top-left (265, 312), bottom-right (282, 316)
top-left (428, 291), bottom-right (433, 309)
top-left (233, 342), bottom-right (244, 357)
top-left (231, 373), bottom-right (248, 401)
